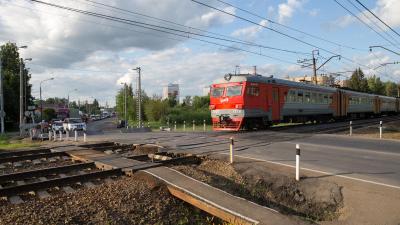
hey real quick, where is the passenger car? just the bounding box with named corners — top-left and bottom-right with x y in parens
top-left (63, 118), bottom-right (87, 131)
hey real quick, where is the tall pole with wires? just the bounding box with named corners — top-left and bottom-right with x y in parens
top-left (133, 67), bottom-right (142, 128)
top-left (0, 58), bottom-right (4, 134)
top-left (312, 50), bottom-right (318, 85)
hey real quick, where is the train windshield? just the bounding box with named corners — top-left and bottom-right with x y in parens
top-left (211, 87), bottom-right (224, 97)
top-left (226, 85), bottom-right (242, 97)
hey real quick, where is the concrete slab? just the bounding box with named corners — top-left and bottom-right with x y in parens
top-left (0, 164), bottom-right (5, 169)
top-left (83, 182), bottom-right (95, 188)
top-left (32, 159), bottom-right (41, 165)
top-left (8, 196), bottom-right (23, 204)
top-left (62, 186), bottom-right (75, 194)
top-left (13, 162), bottom-right (22, 167)
top-left (142, 167), bottom-right (308, 225)
top-left (36, 190), bottom-right (51, 199)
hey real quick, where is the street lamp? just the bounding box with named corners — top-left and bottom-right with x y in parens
top-left (132, 67), bottom-right (141, 128)
top-left (40, 77), bottom-right (55, 122)
top-left (67, 89), bottom-right (78, 108)
top-left (369, 46), bottom-right (400, 56)
top-left (120, 82), bottom-right (127, 128)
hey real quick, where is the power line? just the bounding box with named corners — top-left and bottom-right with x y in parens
top-left (332, 0), bottom-right (400, 50)
top-left (191, 0), bottom-right (372, 70)
top-left (344, 0), bottom-right (400, 47)
top-left (213, 0), bottom-right (366, 52)
top-left (29, 0), bottom-right (301, 65)
top-left (354, 0), bottom-right (400, 38)
top-left (76, 0), bottom-right (311, 56)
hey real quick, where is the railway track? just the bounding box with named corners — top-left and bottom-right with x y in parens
top-left (0, 147), bottom-right (123, 204)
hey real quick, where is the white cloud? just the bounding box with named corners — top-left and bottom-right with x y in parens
top-left (231, 20), bottom-right (269, 38)
top-left (278, 0), bottom-right (305, 24)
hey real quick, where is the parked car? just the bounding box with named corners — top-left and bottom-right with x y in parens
top-left (51, 120), bottom-right (64, 133)
top-left (63, 118), bottom-right (87, 131)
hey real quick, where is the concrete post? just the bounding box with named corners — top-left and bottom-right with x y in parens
top-left (349, 121), bottom-right (352, 136)
top-left (379, 121), bottom-right (383, 139)
top-left (296, 144), bottom-right (301, 181)
top-left (53, 131), bottom-right (57, 142)
top-left (174, 121), bottom-right (176, 131)
top-left (59, 131), bottom-right (62, 141)
top-left (203, 120), bottom-right (206, 132)
top-left (193, 120), bottom-right (195, 131)
top-left (66, 130), bottom-right (69, 141)
top-left (48, 131), bottom-right (52, 141)
top-left (183, 121), bottom-right (186, 132)
top-left (74, 130), bottom-right (78, 142)
top-left (230, 137), bottom-right (234, 164)
top-left (83, 131), bottom-right (87, 142)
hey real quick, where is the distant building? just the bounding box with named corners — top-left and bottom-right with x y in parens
top-left (202, 86), bottom-right (210, 96)
top-left (162, 83), bottom-right (179, 101)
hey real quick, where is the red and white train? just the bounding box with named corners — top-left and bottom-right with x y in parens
top-left (210, 73), bottom-right (399, 131)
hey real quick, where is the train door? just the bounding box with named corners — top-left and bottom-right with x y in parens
top-left (374, 97), bottom-right (380, 114)
top-left (272, 87), bottom-right (280, 121)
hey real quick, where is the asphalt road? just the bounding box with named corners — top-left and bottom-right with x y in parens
top-left (87, 120), bottom-right (400, 188)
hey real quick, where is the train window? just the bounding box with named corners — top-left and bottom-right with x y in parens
top-left (226, 85), bottom-right (242, 97)
top-left (329, 96), bottom-right (333, 104)
top-left (211, 87), bottom-right (224, 97)
top-left (318, 94), bottom-right (323, 104)
top-left (246, 86), bottom-right (259, 96)
top-left (288, 90), bottom-right (296, 103)
top-left (297, 91), bottom-right (304, 103)
top-left (323, 95), bottom-right (328, 104)
top-left (311, 93), bottom-right (317, 103)
top-left (305, 92), bottom-right (311, 103)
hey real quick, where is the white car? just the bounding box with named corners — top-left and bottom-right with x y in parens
top-left (51, 121), bottom-right (64, 133)
top-left (63, 118), bottom-right (87, 131)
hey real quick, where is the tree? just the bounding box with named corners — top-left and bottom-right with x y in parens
top-left (0, 42), bottom-right (33, 130)
top-left (144, 99), bottom-right (169, 121)
top-left (192, 96), bottom-right (210, 109)
top-left (367, 75), bottom-right (385, 95)
top-left (348, 68), bottom-right (369, 93)
top-left (42, 108), bottom-right (57, 122)
top-left (384, 81), bottom-right (398, 97)
top-left (45, 97), bottom-right (67, 105)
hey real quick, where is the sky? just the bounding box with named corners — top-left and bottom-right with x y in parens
top-left (1, 0), bottom-right (400, 106)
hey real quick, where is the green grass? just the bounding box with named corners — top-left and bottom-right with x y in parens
top-left (0, 134), bottom-right (40, 150)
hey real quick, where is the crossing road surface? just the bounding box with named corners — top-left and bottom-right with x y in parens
top-left (86, 121), bottom-right (400, 188)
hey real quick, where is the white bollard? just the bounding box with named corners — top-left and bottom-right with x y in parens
top-left (66, 130), bottom-right (69, 141)
top-left (74, 130), bottom-right (78, 142)
top-left (174, 121), bottom-right (177, 131)
top-left (230, 137), bottom-right (234, 164)
top-left (183, 121), bottom-right (186, 132)
top-left (59, 131), bottom-right (62, 141)
top-left (203, 120), bottom-right (206, 132)
top-left (379, 121), bottom-right (383, 139)
top-left (296, 144), bottom-right (301, 181)
top-left (53, 131), bottom-right (57, 142)
top-left (48, 131), bottom-right (52, 141)
top-left (83, 131), bottom-right (87, 142)
top-left (349, 121), bottom-right (352, 136)
top-left (193, 120), bottom-right (195, 131)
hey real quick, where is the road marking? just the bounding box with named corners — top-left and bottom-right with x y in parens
top-left (219, 153), bottom-right (400, 190)
top-left (285, 141), bottom-right (400, 157)
top-left (142, 169), bottom-right (260, 224)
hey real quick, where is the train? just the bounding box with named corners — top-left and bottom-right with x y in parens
top-left (209, 73), bottom-right (399, 131)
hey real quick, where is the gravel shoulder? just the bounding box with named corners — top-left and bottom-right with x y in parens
top-left (0, 175), bottom-right (223, 225)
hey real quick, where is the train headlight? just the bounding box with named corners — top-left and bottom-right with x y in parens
top-left (235, 104), bottom-right (243, 109)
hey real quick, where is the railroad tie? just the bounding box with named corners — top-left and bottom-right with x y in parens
top-left (8, 196), bottom-right (24, 204)
top-left (59, 173), bottom-right (67, 178)
top-left (36, 190), bottom-right (51, 199)
top-left (32, 159), bottom-right (41, 165)
top-left (38, 177), bottom-right (48, 182)
top-left (48, 157), bottom-right (57, 163)
top-left (83, 182), bottom-right (95, 188)
top-left (61, 156), bottom-right (70, 161)
top-left (0, 164), bottom-right (5, 169)
top-left (13, 162), bottom-right (22, 167)
top-left (62, 186), bottom-right (75, 194)
top-left (16, 180), bottom-right (25, 186)
top-left (104, 178), bottom-right (113, 184)
top-left (104, 150), bottom-right (113, 155)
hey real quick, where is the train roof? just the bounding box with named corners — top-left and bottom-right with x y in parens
top-left (213, 73), bottom-right (398, 100)
top-left (213, 74), bottom-right (337, 92)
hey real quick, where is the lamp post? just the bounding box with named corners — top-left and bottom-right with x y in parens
top-left (132, 67), bottom-right (141, 128)
top-left (120, 82), bottom-right (127, 128)
top-left (0, 57), bottom-right (4, 133)
top-left (369, 45), bottom-right (400, 56)
top-left (40, 77), bottom-right (55, 122)
top-left (67, 89), bottom-right (78, 108)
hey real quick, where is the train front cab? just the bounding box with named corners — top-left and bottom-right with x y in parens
top-left (210, 82), bottom-right (246, 131)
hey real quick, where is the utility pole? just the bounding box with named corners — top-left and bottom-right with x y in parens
top-left (124, 84), bottom-right (127, 127)
top-left (312, 50), bottom-right (318, 85)
top-left (0, 58), bottom-right (4, 134)
top-left (133, 67), bottom-right (142, 128)
top-left (19, 58), bottom-right (24, 136)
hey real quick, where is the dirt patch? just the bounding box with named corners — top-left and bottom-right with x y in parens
top-left (132, 144), bottom-right (161, 155)
top-left (0, 175), bottom-right (223, 225)
top-left (173, 158), bottom-right (343, 222)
